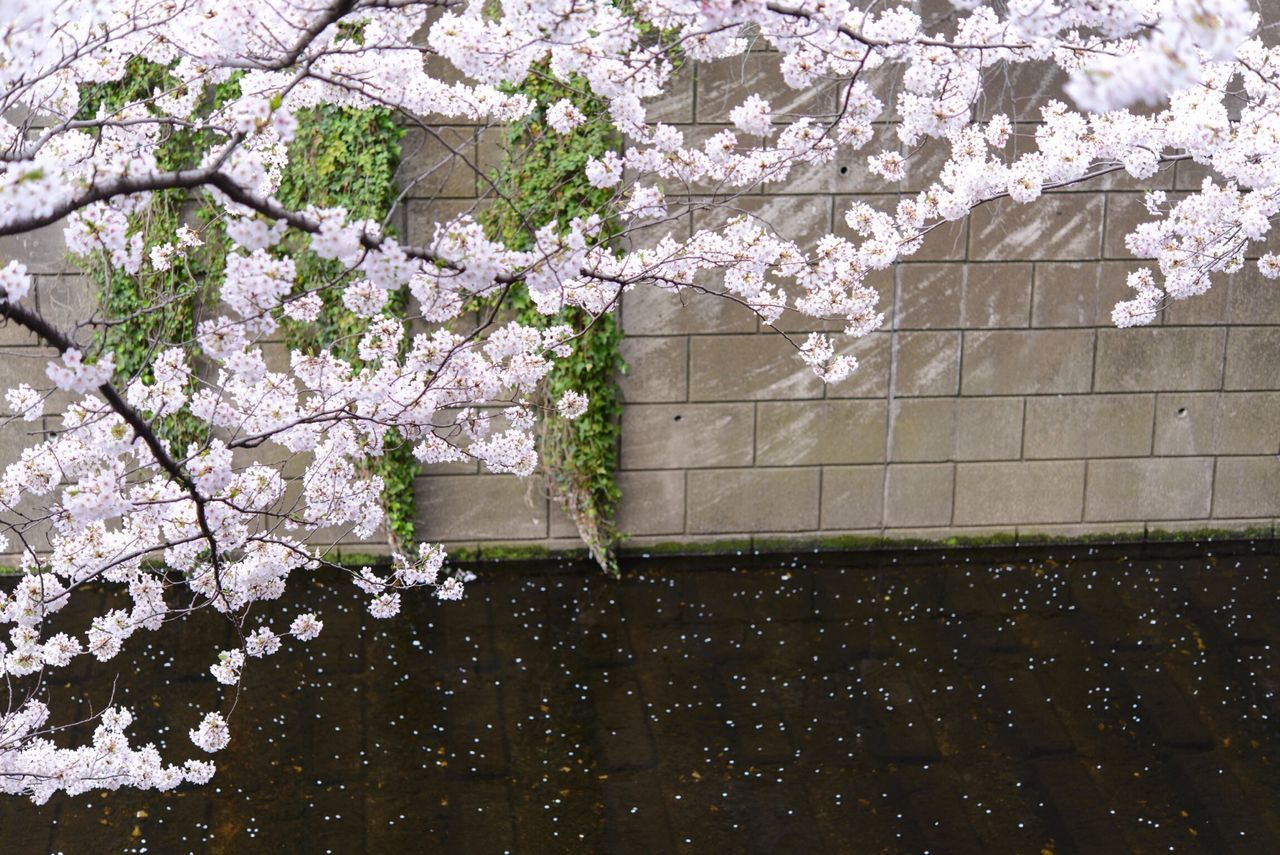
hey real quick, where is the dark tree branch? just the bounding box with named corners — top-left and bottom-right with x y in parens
top-left (221, 0), bottom-right (361, 70)
top-left (0, 298), bottom-right (227, 602)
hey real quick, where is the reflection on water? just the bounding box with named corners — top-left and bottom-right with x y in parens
top-left (3, 543), bottom-right (1280, 853)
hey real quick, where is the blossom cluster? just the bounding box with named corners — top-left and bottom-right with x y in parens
top-left (0, 0), bottom-right (1276, 802)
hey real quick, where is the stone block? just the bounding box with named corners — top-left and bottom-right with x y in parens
top-left (0, 418), bottom-right (47, 470)
top-left (892, 330), bottom-right (961, 396)
top-left (474, 123), bottom-right (509, 183)
top-left (969, 61), bottom-right (1071, 122)
top-left (1154, 392), bottom-right (1280, 456)
top-left (621, 533), bottom-right (752, 555)
top-left (686, 468), bottom-right (820, 533)
top-left (889, 398), bottom-right (954, 462)
top-left (1095, 328), bottom-right (1225, 391)
top-left (756, 400), bottom-right (886, 465)
top-left (231, 441), bottom-right (311, 481)
top-left (953, 461), bottom-right (1085, 525)
top-left (955, 398), bottom-right (1024, 460)
top-left (620, 287), bottom-right (756, 336)
top-left (1084, 457), bottom-right (1213, 521)
top-left (33, 274), bottom-right (95, 346)
top-left (913, 217), bottom-right (970, 262)
top-left (335, 530), bottom-right (393, 553)
top-left (251, 339), bottom-right (290, 375)
top-left (405, 198), bottom-right (477, 246)
top-left (618, 336), bottom-right (687, 403)
top-left (620, 403), bottom-right (754, 469)
top-left (785, 124), bottom-right (901, 195)
top-left (1226, 266), bottom-right (1280, 325)
top-left (1103, 193), bottom-right (1154, 259)
top-left (1213, 456), bottom-right (1280, 518)
top-left (1149, 519), bottom-right (1271, 539)
top-left (2, 104), bottom-right (56, 129)
top-left (1031, 261), bottom-right (1140, 327)
top-left (619, 208), bottom-right (694, 251)
top-left (647, 63), bottom-right (694, 123)
top-left (396, 126), bottom-right (478, 198)
top-left (1254, 0), bottom-right (1280, 29)
top-left (1153, 394), bottom-right (1214, 457)
top-left (884, 526), bottom-right (1012, 546)
top-left (962, 263), bottom-right (1032, 328)
top-left (1161, 277), bottom-right (1229, 325)
top-left (0, 308), bottom-right (38, 347)
top-left (896, 264), bottom-right (962, 329)
top-left (419, 459), bottom-right (479, 476)
top-left (0, 346), bottom-right (71, 412)
top-left (414, 475), bottom-right (547, 541)
top-left (899, 133), bottom-right (954, 193)
top-left (689, 334), bottom-right (824, 400)
top-left (961, 329), bottom-right (1095, 395)
top-left (0, 221), bottom-right (73, 274)
top-left (884, 463), bottom-right (954, 527)
top-left (617, 470), bottom-right (686, 536)
top-left (890, 399), bottom-right (962, 463)
top-left (695, 52), bottom-right (837, 124)
top-left (1023, 394), bottom-right (1155, 459)
top-left (827, 331), bottom-right (891, 398)
top-left (383, 197), bottom-right (408, 242)
top-left (1224, 327), bottom-right (1280, 390)
top-left (820, 465), bottom-right (885, 529)
top-left (692, 194), bottom-right (833, 248)
top-left (420, 45), bottom-right (468, 82)
top-left (548, 501), bottom-right (579, 539)
top-left (854, 123), bottom-right (926, 192)
top-left (969, 194), bottom-right (1104, 261)
top-left (1174, 158), bottom-right (1213, 191)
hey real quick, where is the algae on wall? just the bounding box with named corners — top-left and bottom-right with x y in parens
top-left (480, 66), bottom-right (627, 576)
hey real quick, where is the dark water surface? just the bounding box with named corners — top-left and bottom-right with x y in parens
top-left (3, 543), bottom-right (1280, 853)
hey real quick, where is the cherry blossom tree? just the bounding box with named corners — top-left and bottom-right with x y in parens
top-left (1, 0), bottom-right (1275, 802)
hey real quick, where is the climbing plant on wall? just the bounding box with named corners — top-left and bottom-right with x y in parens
top-left (76, 56), bottom-right (628, 567)
top-left (482, 65), bottom-right (626, 575)
top-left (275, 105), bottom-right (418, 553)
top-left (77, 63), bottom-right (419, 551)
top-left (76, 59), bottom-right (239, 451)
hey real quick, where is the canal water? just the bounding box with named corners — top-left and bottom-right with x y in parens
top-left (2, 542), bottom-right (1279, 853)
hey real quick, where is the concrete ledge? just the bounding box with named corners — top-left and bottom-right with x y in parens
top-left (410, 520), bottom-right (1277, 566)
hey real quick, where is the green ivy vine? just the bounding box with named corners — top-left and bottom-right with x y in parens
top-left (76, 63), bottom-right (419, 552)
top-left (276, 105), bottom-right (418, 552)
top-left (76, 59), bottom-right (241, 451)
top-left (75, 54), bottom-right (630, 568)
top-left (481, 65), bottom-right (626, 575)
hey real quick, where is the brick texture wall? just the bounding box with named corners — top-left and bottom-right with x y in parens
top-left (406, 45), bottom-right (1280, 553)
top-left (5, 24), bottom-right (1280, 559)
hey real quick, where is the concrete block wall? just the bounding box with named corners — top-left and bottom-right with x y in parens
top-left (405, 46), bottom-right (1280, 553)
top-left (5, 31), bottom-right (1280, 558)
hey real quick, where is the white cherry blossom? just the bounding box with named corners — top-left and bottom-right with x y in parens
top-left (0, 0), bottom-right (1275, 803)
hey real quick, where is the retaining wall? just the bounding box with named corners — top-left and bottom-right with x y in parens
top-left (4, 31), bottom-right (1280, 560)
top-left (403, 51), bottom-right (1280, 555)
